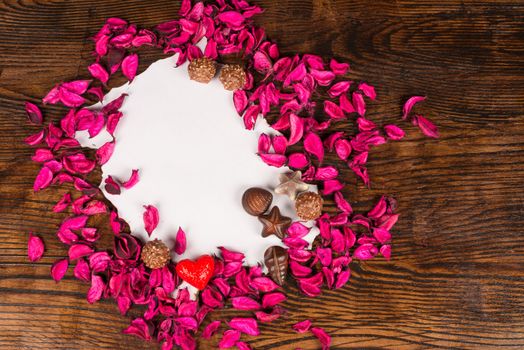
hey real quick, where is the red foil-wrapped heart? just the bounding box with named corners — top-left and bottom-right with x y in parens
top-left (175, 255), bottom-right (215, 290)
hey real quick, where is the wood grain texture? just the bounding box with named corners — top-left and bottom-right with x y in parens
top-left (1, 0), bottom-right (524, 349)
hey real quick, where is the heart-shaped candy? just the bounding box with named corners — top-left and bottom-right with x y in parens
top-left (175, 255), bottom-right (215, 290)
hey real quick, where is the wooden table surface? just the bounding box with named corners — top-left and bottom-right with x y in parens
top-left (1, 0), bottom-right (524, 349)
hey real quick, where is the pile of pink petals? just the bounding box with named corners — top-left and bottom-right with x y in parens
top-left (25, 0), bottom-right (438, 349)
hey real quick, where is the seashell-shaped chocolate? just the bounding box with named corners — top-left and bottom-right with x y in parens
top-left (264, 246), bottom-right (289, 286)
top-left (242, 187), bottom-right (273, 216)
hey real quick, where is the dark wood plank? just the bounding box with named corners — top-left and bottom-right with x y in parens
top-left (1, 0), bottom-right (524, 349)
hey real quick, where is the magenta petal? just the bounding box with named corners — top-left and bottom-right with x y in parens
top-left (143, 205), bottom-right (159, 236)
top-left (259, 153), bottom-right (286, 167)
top-left (287, 153), bottom-right (309, 169)
top-left (334, 191), bottom-right (352, 213)
top-left (272, 135), bottom-right (287, 154)
top-left (51, 258), bottom-right (69, 282)
top-left (358, 82), bottom-right (377, 100)
top-left (352, 92), bottom-right (366, 117)
top-left (233, 90), bottom-right (248, 115)
top-left (251, 277), bottom-right (279, 292)
top-left (68, 244), bottom-right (94, 260)
top-left (42, 86), bottom-right (60, 105)
top-left (174, 226), bottom-right (187, 254)
top-left (372, 227), bottom-right (392, 244)
top-left (304, 133), bottom-right (324, 162)
top-left (87, 274), bottom-right (105, 304)
top-left (122, 318), bottom-right (153, 341)
top-left (253, 51), bottom-right (272, 73)
top-left (122, 53), bottom-right (139, 81)
top-left (27, 233), bottom-right (44, 262)
top-left (293, 320), bottom-right (312, 333)
top-left (330, 58), bottom-right (349, 75)
top-left (122, 169), bottom-right (140, 189)
top-left (231, 296), bottom-right (261, 311)
top-left (309, 69), bottom-right (335, 86)
top-left (323, 179), bottom-right (344, 195)
top-left (413, 114), bottom-right (439, 138)
top-left (261, 292), bottom-right (286, 308)
top-left (334, 139), bottom-right (352, 160)
top-left (104, 175), bottom-right (121, 195)
top-left (74, 258), bottom-right (91, 282)
top-left (61, 80), bottom-right (90, 95)
top-left (353, 243), bottom-right (379, 260)
top-left (229, 318), bottom-right (260, 336)
top-left (328, 81), bottom-right (351, 98)
top-left (96, 141), bottom-right (115, 165)
top-left (25, 129), bottom-right (45, 146)
top-left (402, 95), bottom-right (426, 120)
top-left (53, 192), bottom-right (72, 213)
top-left (288, 113), bottom-right (304, 145)
top-left (311, 327), bottom-right (331, 349)
top-left (34, 166), bottom-right (53, 192)
top-left (219, 330), bottom-right (240, 349)
top-left (217, 11), bottom-right (245, 28)
top-left (380, 244), bottom-right (392, 260)
top-left (202, 320), bottom-right (221, 339)
top-left (25, 102), bottom-right (43, 125)
top-left (88, 63), bottom-right (109, 84)
top-left (258, 134), bottom-right (271, 154)
top-left (384, 124), bottom-right (405, 140)
top-left (315, 166), bottom-right (338, 180)
top-left (324, 100), bottom-right (345, 119)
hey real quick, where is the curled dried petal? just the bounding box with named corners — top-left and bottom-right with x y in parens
top-left (25, 102), bottom-right (43, 125)
top-left (122, 53), bottom-right (139, 81)
top-left (174, 227), bottom-right (187, 254)
top-left (27, 233), bottom-right (44, 262)
top-left (402, 96), bottom-right (426, 120)
top-left (122, 169), bottom-right (140, 189)
top-left (51, 258), bottom-right (69, 282)
top-left (143, 205), bottom-right (159, 236)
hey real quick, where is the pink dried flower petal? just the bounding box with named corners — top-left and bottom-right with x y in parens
top-left (373, 228), bottom-right (391, 244)
top-left (61, 80), bottom-right (90, 95)
top-left (122, 53), bottom-right (139, 81)
top-left (287, 153), bottom-right (309, 169)
top-left (53, 192), bottom-right (72, 213)
top-left (259, 153), bottom-right (286, 167)
top-left (272, 135), bottom-right (287, 154)
top-left (353, 243), bottom-right (379, 260)
top-left (297, 280), bottom-right (322, 297)
top-left (243, 104), bottom-right (260, 130)
top-left (96, 141), bottom-right (115, 165)
top-left (315, 166), bottom-right (338, 180)
top-left (413, 114), bottom-right (439, 138)
top-left (330, 58), bottom-right (349, 75)
top-left (59, 88), bottom-right (86, 107)
top-left (304, 133), bottom-right (324, 163)
top-left (87, 274), bottom-right (105, 304)
top-left (384, 124), bottom-right (405, 140)
top-left (293, 320), bottom-right (312, 333)
top-left (88, 63), bottom-right (109, 84)
top-left (73, 258), bottom-right (90, 282)
top-left (219, 330), bottom-right (241, 349)
top-left (25, 102), bottom-right (43, 125)
top-left (357, 117), bottom-right (376, 132)
top-left (323, 100), bottom-right (345, 119)
top-left (253, 51), bottom-right (272, 74)
top-left (219, 247), bottom-right (245, 262)
top-left (143, 205), bottom-right (159, 236)
top-left (34, 166), bottom-right (53, 191)
top-left (27, 233), bottom-right (44, 262)
top-left (328, 81), bottom-right (351, 98)
top-left (368, 196), bottom-right (387, 219)
top-left (233, 90), bottom-right (248, 115)
top-left (311, 327), bottom-right (331, 350)
top-left (68, 244), bottom-right (94, 260)
top-left (289, 261), bottom-right (311, 277)
top-left (323, 179), bottom-right (344, 195)
top-left (309, 69), bottom-right (335, 86)
top-left (402, 95), bottom-right (426, 120)
top-left (122, 318), bottom-right (153, 341)
top-left (339, 93), bottom-right (355, 113)
top-left (229, 318), bottom-right (260, 336)
top-left (352, 92), bottom-right (366, 117)
top-left (333, 191), bottom-right (352, 214)
top-left (358, 82), bottom-right (376, 100)
top-left (202, 320), bottom-right (221, 339)
top-left (121, 169), bottom-right (140, 189)
top-left (231, 296), bottom-right (261, 310)
top-left (51, 258), bottom-right (69, 282)
top-left (32, 149), bottom-right (54, 162)
top-left (104, 175), bottom-right (121, 195)
top-left (174, 227), bottom-right (187, 254)
top-left (25, 129), bottom-right (45, 146)
top-left (288, 113), bottom-right (304, 145)
top-left (251, 277), bottom-right (279, 292)
top-left (380, 244), bottom-right (391, 260)
top-left (261, 292), bottom-right (286, 308)
top-left (217, 11), bottom-right (245, 29)
top-left (287, 222), bottom-right (310, 238)
top-left (63, 153), bottom-right (96, 174)
top-left (258, 134), bottom-right (271, 154)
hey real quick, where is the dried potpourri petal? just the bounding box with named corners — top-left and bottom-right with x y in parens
top-left (143, 204), bottom-right (159, 236)
top-left (27, 233), bottom-right (44, 262)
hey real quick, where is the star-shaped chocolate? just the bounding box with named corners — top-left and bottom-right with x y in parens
top-left (274, 171), bottom-right (309, 200)
top-left (258, 206), bottom-right (292, 239)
